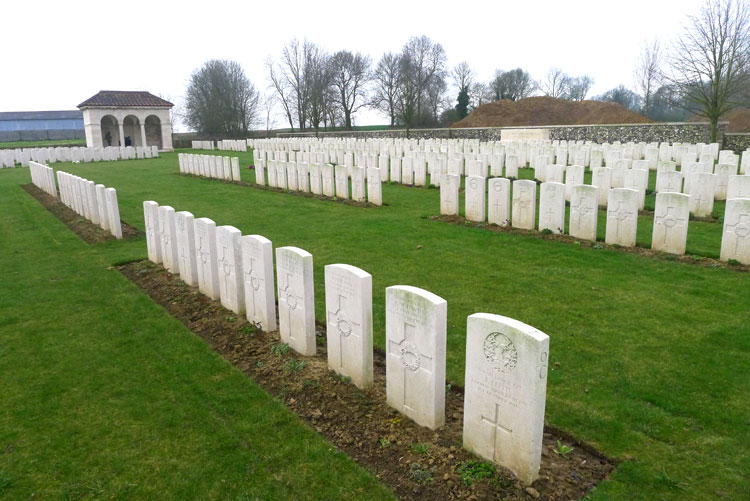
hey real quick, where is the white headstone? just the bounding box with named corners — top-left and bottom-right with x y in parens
top-left (538, 182), bottom-right (565, 234)
top-left (158, 206), bottom-right (179, 272)
top-left (440, 174), bottom-right (460, 216)
top-left (194, 217), bottom-right (221, 300)
top-left (385, 285), bottom-right (447, 430)
top-left (512, 180), bottom-right (537, 230)
top-left (720, 198), bottom-right (750, 264)
top-left (465, 176), bottom-right (486, 222)
top-left (276, 246), bottom-right (316, 356)
top-left (488, 178), bottom-right (510, 227)
top-left (215, 226), bottom-right (245, 315)
top-left (591, 167), bottom-right (612, 207)
top-left (652, 192), bottom-right (689, 255)
top-left (687, 172), bottom-right (716, 217)
top-left (463, 313), bottom-right (549, 485)
top-left (569, 185), bottom-right (598, 241)
top-left (241, 235), bottom-right (277, 331)
top-left (325, 264), bottom-right (373, 389)
top-left (605, 188), bottom-right (638, 247)
top-left (175, 211), bottom-right (199, 286)
top-left (727, 175), bottom-right (750, 199)
top-left (366, 167), bottom-right (383, 206)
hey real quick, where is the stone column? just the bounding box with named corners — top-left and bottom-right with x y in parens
top-left (140, 123), bottom-right (147, 147)
top-left (118, 123), bottom-right (125, 147)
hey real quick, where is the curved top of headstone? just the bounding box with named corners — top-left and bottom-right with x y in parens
top-left (467, 313), bottom-right (549, 343)
top-left (325, 263), bottom-right (371, 279)
top-left (276, 246), bottom-right (312, 259)
top-left (386, 285), bottom-right (446, 307)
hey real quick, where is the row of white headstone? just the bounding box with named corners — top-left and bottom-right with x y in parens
top-left (29, 161), bottom-right (57, 197)
top-left (191, 140), bottom-right (216, 150)
top-left (56, 171), bottom-right (123, 239)
top-left (217, 139), bottom-right (248, 152)
top-left (142, 198), bottom-right (550, 484)
top-left (178, 153), bottom-right (242, 182)
top-left (249, 136), bottom-right (747, 173)
top-left (440, 175), bottom-right (750, 263)
top-left (0, 145), bottom-right (159, 168)
top-left (255, 160), bottom-right (383, 205)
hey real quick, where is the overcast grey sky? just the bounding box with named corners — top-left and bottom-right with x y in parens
top-left (4, 0), bottom-right (705, 130)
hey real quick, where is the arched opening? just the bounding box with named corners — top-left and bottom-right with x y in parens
top-left (100, 115), bottom-right (120, 147)
top-left (145, 115), bottom-right (163, 150)
top-left (122, 115), bottom-right (141, 147)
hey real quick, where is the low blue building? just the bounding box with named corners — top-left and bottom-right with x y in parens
top-left (0, 110), bottom-right (85, 142)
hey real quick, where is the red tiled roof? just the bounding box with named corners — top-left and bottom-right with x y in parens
top-left (78, 91), bottom-right (173, 108)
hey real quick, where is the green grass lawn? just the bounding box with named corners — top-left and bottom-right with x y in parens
top-left (0, 138), bottom-right (86, 149)
top-left (1, 150), bottom-right (748, 500)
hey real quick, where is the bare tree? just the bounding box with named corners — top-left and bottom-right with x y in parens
top-left (305, 46), bottom-right (333, 134)
top-left (267, 56), bottom-right (295, 130)
top-left (669, 0), bottom-right (750, 140)
top-left (490, 68), bottom-right (536, 101)
top-left (184, 59), bottom-right (260, 137)
top-left (634, 38), bottom-right (664, 116)
top-left (329, 50), bottom-right (371, 129)
top-left (372, 52), bottom-right (401, 126)
top-left (399, 35), bottom-right (447, 126)
top-left (262, 93), bottom-right (277, 137)
top-left (469, 81), bottom-right (493, 108)
top-left (541, 67), bottom-right (571, 98)
top-left (452, 61), bottom-right (474, 91)
top-left (568, 75), bottom-right (595, 101)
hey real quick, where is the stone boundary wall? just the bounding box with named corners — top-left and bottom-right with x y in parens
top-left (723, 133), bottom-right (750, 153)
top-left (277, 122), bottom-right (731, 147)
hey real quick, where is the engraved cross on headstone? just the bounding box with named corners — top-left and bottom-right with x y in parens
top-left (482, 402), bottom-right (512, 462)
top-left (328, 293), bottom-right (361, 370)
top-left (243, 256), bottom-right (262, 317)
top-left (389, 321), bottom-right (432, 414)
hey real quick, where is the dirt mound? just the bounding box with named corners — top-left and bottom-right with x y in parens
top-left (452, 96), bottom-right (652, 128)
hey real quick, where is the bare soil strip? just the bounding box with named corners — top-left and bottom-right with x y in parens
top-left (119, 259), bottom-right (615, 500)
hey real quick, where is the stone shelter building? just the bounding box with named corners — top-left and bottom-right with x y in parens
top-left (78, 91), bottom-right (174, 151)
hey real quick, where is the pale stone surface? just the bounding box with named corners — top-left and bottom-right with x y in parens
top-left (96, 184), bottom-right (109, 231)
top-left (385, 285), bottom-right (447, 430)
top-left (143, 201), bottom-right (161, 264)
top-left (351, 166), bottom-right (366, 202)
top-left (713, 163), bottom-right (734, 200)
top-left (335, 164), bottom-right (349, 199)
top-left (727, 175), bottom-right (750, 199)
top-left (222, 156), bottom-right (232, 180)
top-left (488, 178), bottom-right (511, 227)
top-left (463, 313), bottom-right (549, 485)
top-left (104, 187), bottom-right (122, 239)
top-left (367, 167), bottom-right (383, 206)
top-left (390, 156), bottom-right (402, 181)
top-left (506, 154), bottom-right (519, 178)
top-left (610, 167), bottom-right (627, 188)
top-left (158, 206), bottom-right (179, 272)
top-left (545, 164), bottom-right (564, 184)
top-left (591, 167), bottom-right (612, 207)
top-left (401, 156), bottom-right (414, 184)
top-left (277, 162), bottom-right (288, 189)
top-left (440, 174), bottom-right (460, 216)
top-left (325, 264), bottom-right (373, 389)
top-left (564, 165), bottom-right (584, 201)
top-left (297, 162), bottom-right (310, 192)
top-left (287, 162), bottom-right (299, 191)
top-left (310, 163), bottom-right (322, 194)
top-left (276, 246), bottom-right (316, 356)
top-left (652, 192), bottom-right (690, 254)
top-left (413, 157), bottom-right (427, 186)
top-left (86, 181), bottom-right (99, 225)
top-left (605, 188), bottom-right (639, 247)
top-left (216, 226), bottom-right (245, 315)
top-left (241, 234), bottom-right (276, 331)
top-left (720, 198), bottom-right (750, 264)
top-left (175, 211), bottom-right (199, 286)
top-left (538, 182), bottom-right (565, 234)
top-left (512, 180), bottom-right (537, 230)
top-left (625, 168), bottom-right (649, 210)
top-left (194, 217), bottom-right (221, 300)
top-left (322, 164), bottom-right (335, 197)
top-left (231, 157), bottom-right (241, 181)
top-left (569, 185), bottom-right (598, 241)
top-left (688, 172), bottom-right (716, 217)
top-left (465, 176), bottom-right (486, 222)
top-left (655, 170), bottom-right (683, 193)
